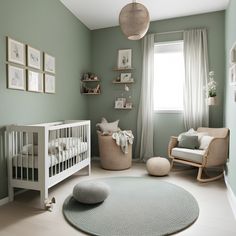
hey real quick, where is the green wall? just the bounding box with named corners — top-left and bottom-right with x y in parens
top-left (225, 0), bottom-right (236, 196)
top-left (0, 0), bottom-right (91, 199)
top-left (90, 11), bottom-right (225, 158)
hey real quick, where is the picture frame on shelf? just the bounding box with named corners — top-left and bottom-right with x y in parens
top-left (125, 102), bottom-right (133, 109)
top-left (27, 45), bottom-right (41, 70)
top-left (120, 73), bottom-right (132, 82)
top-left (117, 49), bottom-right (132, 69)
top-left (7, 37), bottom-right (25, 65)
top-left (229, 64), bottom-right (236, 86)
top-left (115, 100), bottom-right (124, 109)
top-left (27, 70), bottom-right (43, 93)
top-left (45, 73), bottom-right (55, 93)
top-left (7, 65), bottom-right (25, 90)
top-left (44, 53), bottom-right (55, 74)
top-left (230, 42), bottom-right (236, 64)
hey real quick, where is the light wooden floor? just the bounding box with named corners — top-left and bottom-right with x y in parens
top-left (0, 161), bottom-right (235, 236)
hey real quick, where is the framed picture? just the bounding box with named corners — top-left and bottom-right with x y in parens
top-left (230, 42), bottom-right (236, 64)
top-left (7, 65), bottom-right (25, 90)
top-left (27, 70), bottom-right (43, 92)
top-left (44, 53), bottom-right (55, 74)
top-left (120, 73), bottom-right (132, 82)
top-left (125, 102), bottom-right (133, 109)
top-left (7, 37), bottom-right (25, 65)
top-left (117, 49), bottom-right (132, 69)
top-left (45, 74), bottom-right (55, 93)
top-left (27, 46), bottom-right (41, 69)
top-left (229, 64), bottom-right (236, 86)
top-left (115, 100), bottom-right (124, 109)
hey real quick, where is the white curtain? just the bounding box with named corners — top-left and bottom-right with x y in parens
top-left (183, 29), bottom-right (209, 130)
top-left (135, 34), bottom-right (154, 161)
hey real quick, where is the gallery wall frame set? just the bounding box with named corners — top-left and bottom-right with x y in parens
top-left (6, 36), bottom-right (56, 93)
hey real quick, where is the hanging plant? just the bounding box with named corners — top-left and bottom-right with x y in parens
top-left (207, 71), bottom-right (217, 97)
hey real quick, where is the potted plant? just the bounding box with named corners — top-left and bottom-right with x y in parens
top-left (207, 71), bottom-right (217, 106)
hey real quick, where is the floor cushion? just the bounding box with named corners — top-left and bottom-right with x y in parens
top-left (146, 157), bottom-right (171, 176)
top-left (73, 181), bottom-right (110, 204)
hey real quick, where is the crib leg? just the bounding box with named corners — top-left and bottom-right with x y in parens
top-left (8, 186), bottom-right (14, 202)
top-left (40, 189), bottom-right (48, 209)
top-left (88, 164), bottom-right (91, 176)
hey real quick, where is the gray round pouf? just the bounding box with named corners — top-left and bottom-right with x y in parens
top-left (146, 157), bottom-right (171, 176)
top-left (73, 181), bottom-right (110, 204)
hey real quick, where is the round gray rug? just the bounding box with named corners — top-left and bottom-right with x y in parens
top-left (63, 177), bottom-right (199, 236)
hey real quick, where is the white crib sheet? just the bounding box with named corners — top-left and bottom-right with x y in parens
top-left (13, 142), bottom-right (88, 168)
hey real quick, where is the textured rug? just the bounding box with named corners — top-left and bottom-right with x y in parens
top-left (63, 177), bottom-right (199, 236)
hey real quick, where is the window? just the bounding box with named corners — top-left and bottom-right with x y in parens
top-left (153, 41), bottom-right (185, 112)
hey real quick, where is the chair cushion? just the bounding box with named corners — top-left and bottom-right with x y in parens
top-left (178, 135), bottom-right (199, 149)
top-left (199, 135), bottom-right (214, 150)
top-left (171, 147), bottom-right (206, 164)
top-left (73, 181), bottom-right (110, 204)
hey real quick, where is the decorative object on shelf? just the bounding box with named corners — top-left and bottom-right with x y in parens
top-left (119, 0), bottom-right (150, 40)
top-left (82, 72), bottom-right (99, 81)
top-left (7, 64), bottom-right (25, 90)
top-left (229, 64), bottom-right (236, 86)
top-left (81, 83), bottom-right (100, 94)
top-left (120, 72), bottom-right (132, 82)
top-left (45, 73), bottom-right (55, 94)
top-left (206, 71), bottom-right (217, 106)
top-left (27, 45), bottom-right (41, 69)
top-left (7, 37), bottom-right (25, 65)
top-left (44, 53), bottom-right (55, 74)
top-left (117, 49), bottom-right (132, 69)
top-left (230, 41), bottom-right (236, 64)
top-left (27, 70), bottom-right (43, 93)
top-left (115, 100), bottom-right (125, 109)
top-left (125, 102), bottom-right (133, 109)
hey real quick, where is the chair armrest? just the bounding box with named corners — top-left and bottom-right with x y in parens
top-left (204, 137), bottom-right (229, 167)
top-left (168, 136), bottom-right (178, 158)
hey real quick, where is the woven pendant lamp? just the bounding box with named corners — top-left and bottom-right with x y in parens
top-left (119, 0), bottom-right (150, 40)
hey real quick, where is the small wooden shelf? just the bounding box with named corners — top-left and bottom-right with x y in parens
top-left (114, 107), bottom-right (133, 110)
top-left (82, 92), bottom-right (101, 95)
top-left (113, 67), bottom-right (134, 71)
top-left (81, 79), bottom-right (100, 82)
top-left (112, 80), bottom-right (134, 84)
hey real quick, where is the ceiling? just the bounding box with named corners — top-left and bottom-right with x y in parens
top-left (60, 0), bottom-right (229, 30)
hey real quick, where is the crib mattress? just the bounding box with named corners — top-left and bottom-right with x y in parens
top-left (12, 142), bottom-right (88, 168)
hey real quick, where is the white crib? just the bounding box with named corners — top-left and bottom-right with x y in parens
top-left (7, 120), bottom-right (91, 209)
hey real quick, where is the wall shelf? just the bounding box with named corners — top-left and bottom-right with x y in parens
top-left (82, 92), bottom-right (101, 95)
top-left (112, 80), bottom-right (134, 84)
top-left (114, 107), bottom-right (133, 110)
top-left (113, 67), bottom-right (134, 71)
top-left (81, 79), bottom-right (100, 82)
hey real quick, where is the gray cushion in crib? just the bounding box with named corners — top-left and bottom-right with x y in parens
top-left (73, 181), bottom-right (110, 204)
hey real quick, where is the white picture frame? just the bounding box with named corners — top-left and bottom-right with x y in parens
top-left (44, 53), bottom-right (55, 74)
top-left (230, 42), bottom-right (236, 64)
top-left (229, 64), bottom-right (236, 86)
top-left (27, 46), bottom-right (41, 69)
top-left (7, 37), bottom-right (25, 65)
top-left (117, 49), bottom-right (132, 69)
top-left (27, 70), bottom-right (43, 93)
top-left (120, 73), bottom-right (132, 82)
top-left (45, 74), bottom-right (55, 93)
top-left (125, 102), bottom-right (133, 109)
top-left (115, 100), bottom-right (124, 109)
top-left (7, 65), bottom-right (25, 90)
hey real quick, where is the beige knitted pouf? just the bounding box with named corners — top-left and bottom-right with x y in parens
top-left (146, 157), bottom-right (171, 176)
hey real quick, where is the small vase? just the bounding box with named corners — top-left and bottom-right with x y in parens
top-left (208, 97), bottom-right (217, 106)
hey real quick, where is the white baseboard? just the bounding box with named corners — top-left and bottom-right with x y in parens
top-left (0, 197), bottom-right (9, 206)
top-left (224, 173), bottom-right (236, 220)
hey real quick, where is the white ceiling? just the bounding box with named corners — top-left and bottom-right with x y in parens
top-left (60, 0), bottom-right (229, 30)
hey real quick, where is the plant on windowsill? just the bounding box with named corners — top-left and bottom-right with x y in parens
top-left (207, 71), bottom-right (217, 106)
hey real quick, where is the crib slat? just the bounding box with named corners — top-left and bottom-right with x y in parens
top-left (26, 132), bottom-right (29, 181)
